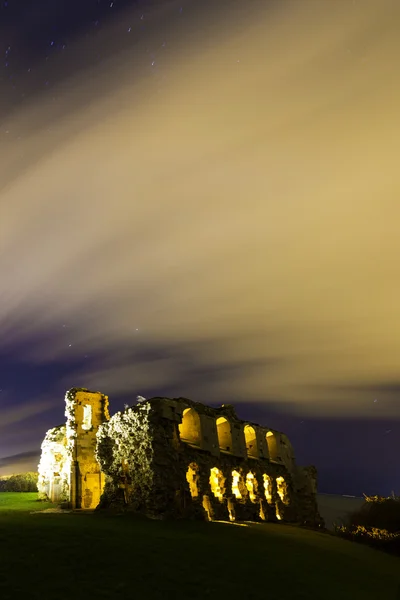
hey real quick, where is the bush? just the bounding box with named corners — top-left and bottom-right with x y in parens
top-left (0, 472), bottom-right (38, 493)
top-left (347, 495), bottom-right (400, 533)
top-left (335, 495), bottom-right (400, 555)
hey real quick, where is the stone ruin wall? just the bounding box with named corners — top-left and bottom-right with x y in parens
top-left (65, 388), bottom-right (110, 509)
top-left (96, 397), bottom-right (323, 526)
top-left (37, 425), bottom-right (69, 503)
top-left (38, 388), bottom-right (110, 509)
top-left (37, 389), bottom-right (322, 525)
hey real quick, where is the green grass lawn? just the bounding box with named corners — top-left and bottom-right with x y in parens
top-left (0, 492), bottom-right (55, 512)
top-left (0, 493), bottom-right (398, 600)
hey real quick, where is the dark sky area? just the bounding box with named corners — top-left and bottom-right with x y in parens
top-left (1, 0), bottom-right (400, 496)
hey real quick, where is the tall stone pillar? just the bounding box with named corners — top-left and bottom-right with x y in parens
top-left (65, 388), bottom-right (109, 509)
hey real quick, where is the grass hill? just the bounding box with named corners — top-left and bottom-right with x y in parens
top-left (0, 493), bottom-right (398, 599)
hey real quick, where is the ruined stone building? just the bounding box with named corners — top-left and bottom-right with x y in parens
top-left (38, 388), bottom-right (322, 525)
top-left (38, 389), bottom-right (109, 509)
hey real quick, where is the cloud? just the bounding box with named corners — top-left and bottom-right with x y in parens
top-left (0, 398), bottom-right (58, 429)
top-left (2, 0), bottom-right (400, 418)
top-left (66, 338), bottom-right (284, 400)
top-left (0, 450), bottom-right (40, 475)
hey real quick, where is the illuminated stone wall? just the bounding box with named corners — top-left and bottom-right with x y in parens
top-left (37, 425), bottom-right (69, 502)
top-left (96, 397), bottom-right (323, 526)
top-left (38, 390), bottom-right (322, 524)
top-left (37, 388), bottom-right (109, 509)
top-left (65, 388), bottom-right (110, 509)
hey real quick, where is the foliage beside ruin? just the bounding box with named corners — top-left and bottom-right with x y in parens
top-left (37, 425), bottom-right (70, 502)
top-left (335, 495), bottom-right (400, 555)
top-left (96, 400), bottom-right (154, 511)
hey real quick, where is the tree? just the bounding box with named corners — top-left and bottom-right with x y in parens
top-left (0, 472), bottom-right (39, 492)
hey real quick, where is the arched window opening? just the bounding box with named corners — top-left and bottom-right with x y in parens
top-left (216, 417), bottom-right (232, 452)
top-left (276, 476), bottom-right (289, 505)
top-left (244, 425), bottom-right (258, 458)
top-left (82, 405), bottom-right (92, 431)
top-left (266, 431), bottom-right (279, 462)
top-left (246, 472), bottom-right (257, 502)
top-left (263, 474), bottom-right (272, 503)
top-left (231, 470), bottom-right (242, 499)
top-left (186, 463), bottom-right (199, 498)
top-left (179, 408), bottom-right (202, 446)
top-left (210, 467), bottom-right (224, 500)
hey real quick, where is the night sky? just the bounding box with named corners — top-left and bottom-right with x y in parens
top-left (1, 0), bottom-right (399, 496)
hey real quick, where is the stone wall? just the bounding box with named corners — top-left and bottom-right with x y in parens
top-left (37, 425), bottom-right (69, 502)
top-left (37, 390), bottom-right (322, 524)
top-left (293, 465), bottom-right (324, 527)
top-left (65, 388), bottom-right (110, 509)
top-left (96, 397), bottom-right (323, 526)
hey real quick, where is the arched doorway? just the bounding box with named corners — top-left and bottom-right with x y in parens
top-left (245, 472), bottom-right (257, 502)
top-left (263, 474), bottom-right (272, 503)
top-left (276, 476), bottom-right (289, 505)
top-left (231, 470), bottom-right (242, 499)
top-left (209, 467), bottom-right (224, 500)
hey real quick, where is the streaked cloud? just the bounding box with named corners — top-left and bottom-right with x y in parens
top-left (1, 0), bottom-right (400, 421)
top-left (0, 398), bottom-right (57, 429)
top-left (0, 451), bottom-right (40, 476)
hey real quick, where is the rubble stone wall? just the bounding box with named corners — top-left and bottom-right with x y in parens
top-left (96, 397), bottom-right (323, 526)
top-left (38, 389), bottom-right (322, 524)
top-left (37, 425), bottom-right (69, 503)
top-left (65, 388), bottom-right (110, 509)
